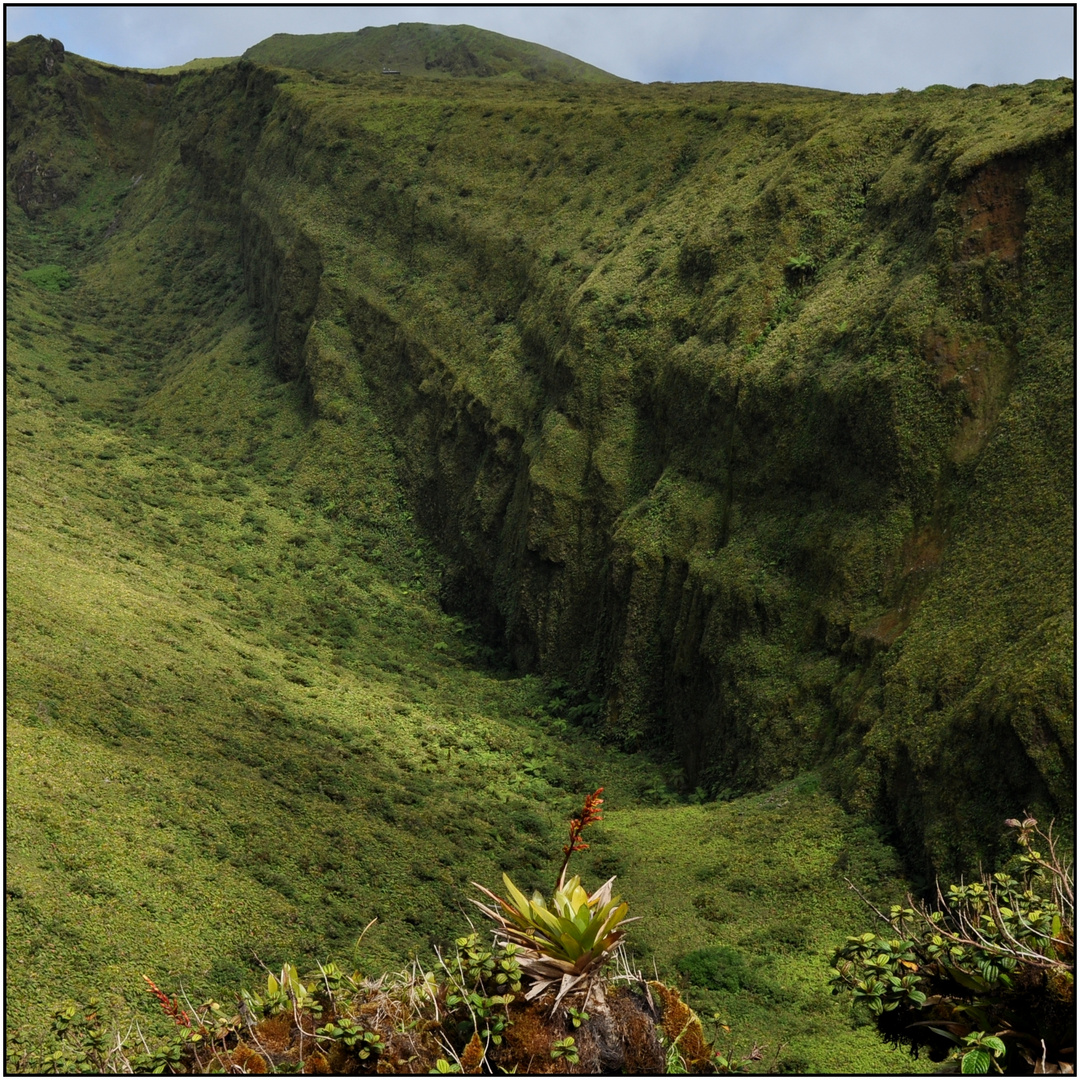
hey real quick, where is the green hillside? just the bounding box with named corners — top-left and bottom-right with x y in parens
top-left (4, 29), bottom-right (1073, 1074)
top-left (243, 23), bottom-right (623, 82)
top-left (145, 56), bottom-right (239, 75)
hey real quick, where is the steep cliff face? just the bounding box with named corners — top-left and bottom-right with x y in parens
top-left (7, 36), bottom-right (1073, 875)
top-left (240, 74), bottom-right (1073, 875)
top-left (5, 36), bottom-right (176, 222)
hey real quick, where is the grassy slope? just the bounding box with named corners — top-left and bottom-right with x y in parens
top-left (5, 205), bottom-right (661, 1045)
top-left (242, 23), bottom-right (623, 82)
top-left (4, 244), bottom-right (919, 1078)
top-left (144, 57), bottom-right (239, 74)
top-left (603, 783), bottom-right (917, 1074)
top-left (5, 46), bottom-right (927, 1073)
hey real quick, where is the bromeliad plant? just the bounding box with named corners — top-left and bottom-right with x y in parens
top-left (472, 872), bottom-right (634, 1010)
top-left (472, 788), bottom-right (637, 1012)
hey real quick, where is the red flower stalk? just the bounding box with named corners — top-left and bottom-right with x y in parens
top-left (143, 975), bottom-right (193, 1029)
top-left (556, 787), bottom-right (604, 891)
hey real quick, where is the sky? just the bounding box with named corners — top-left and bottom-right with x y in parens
top-left (4, 5), bottom-right (1074, 93)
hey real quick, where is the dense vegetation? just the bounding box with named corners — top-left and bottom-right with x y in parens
top-left (4, 25), bottom-right (1073, 1073)
top-left (830, 817), bottom-right (1074, 1074)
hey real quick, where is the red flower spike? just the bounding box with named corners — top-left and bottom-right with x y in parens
top-left (556, 788), bottom-right (605, 890)
top-left (143, 975), bottom-right (193, 1029)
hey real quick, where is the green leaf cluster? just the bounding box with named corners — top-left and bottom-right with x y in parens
top-left (550, 1035), bottom-right (579, 1063)
top-left (443, 933), bottom-right (521, 1046)
top-left (830, 819), bottom-right (1074, 1073)
top-left (316, 1018), bottom-right (386, 1058)
top-left (241, 962), bottom-right (322, 1018)
top-left (6, 999), bottom-right (110, 1075)
top-left (477, 874), bottom-right (631, 969)
top-left (473, 873), bottom-right (633, 1008)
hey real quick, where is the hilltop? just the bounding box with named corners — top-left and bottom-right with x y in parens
top-left (242, 22), bottom-right (623, 81)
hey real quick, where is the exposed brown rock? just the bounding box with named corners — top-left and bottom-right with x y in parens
top-left (957, 158), bottom-right (1028, 262)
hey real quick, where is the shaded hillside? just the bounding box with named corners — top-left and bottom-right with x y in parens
top-left (4, 34), bottom-right (1073, 882)
top-left (243, 23), bottom-right (622, 82)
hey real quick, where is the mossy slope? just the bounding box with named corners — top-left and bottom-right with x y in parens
top-left (4, 34), bottom-right (655, 1052)
top-left (5, 35), bottom-right (930, 1071)
top-left (7, 32), bottom-right (1074, 876)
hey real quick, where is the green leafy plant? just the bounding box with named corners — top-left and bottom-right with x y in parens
top-left (23, 264), bottom-right (73, 291)
top-left (566, 1006), bottom-right (589, 1028)
top-left (784, 252), bottom-right (817, 286)
top-left (955, 1031), bottom-right (1008, 1075)
top-left (661, 1027), bottom-right (689, 1075)
top-left (443, 934), bottom-right (519, 1046)
top-left (6, 998), bottom-right (114, 1074)
top-left (450, 932), bottom-right (524, 996)
top-left (316, 1018), bottom-right (386, 1059)
top-left (830, 817), bottom-right (1074, 1074)
top-left (550, 1035), bottom-right (579, 1064)
top-left (132, 1034), bottom-right (189, 1075)
top-left (472, 789), bottom-right (636, 1010)
top-left (312, 959), bottom-right (363, 999)
top-left (241, 961), bottom-right (323, 1018)
top-left (785, 252), bottom-right (816, 272)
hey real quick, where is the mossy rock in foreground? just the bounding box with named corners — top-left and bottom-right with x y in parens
top-left (9, 973), bottom-right (681, 1074)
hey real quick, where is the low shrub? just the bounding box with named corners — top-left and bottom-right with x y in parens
top-left (830, 817), bottom-right (1075, 1075)
top-left (677, 945), bottom-right (749, 993)
top-left (24, 265), bottom-right (73, 292)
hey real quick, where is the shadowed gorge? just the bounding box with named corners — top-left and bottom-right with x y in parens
top-left (4, 28), bottom-right (1074, 1072)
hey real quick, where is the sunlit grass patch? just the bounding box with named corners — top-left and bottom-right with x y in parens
top-left (23, 264), bottom-right (73, 292)
top-left (596, 785), bottom-right (934, 1072)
